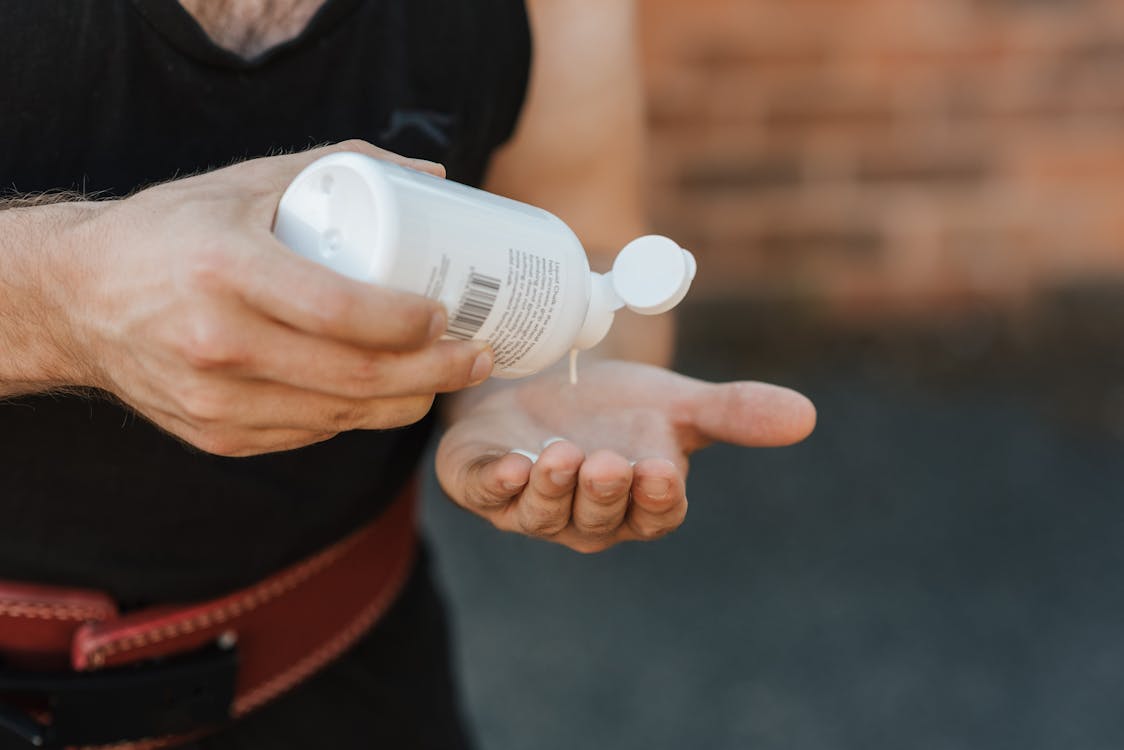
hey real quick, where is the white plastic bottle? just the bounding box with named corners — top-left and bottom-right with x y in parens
top-left (273, 152), bottom-right (696, 378)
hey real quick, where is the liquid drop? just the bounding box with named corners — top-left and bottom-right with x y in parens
top-left (568, 349), bottom-right (579, 385)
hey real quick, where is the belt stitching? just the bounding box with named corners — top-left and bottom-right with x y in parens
top-left (232, 541), bottom-right (414, 715)
top-left (86, 528), bottom-right (368, 667)
top-left (67, 540), bottom-right (415, 750)
top-left (0, 603), bottom-right (114, 621)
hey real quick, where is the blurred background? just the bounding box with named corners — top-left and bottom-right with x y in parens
top-left (425, 1), bottom-right (1124, 747)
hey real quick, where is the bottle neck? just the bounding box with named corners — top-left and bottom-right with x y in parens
top-left (573, 272), bottom-right (624, 351)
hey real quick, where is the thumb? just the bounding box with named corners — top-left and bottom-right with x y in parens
top-left (690, 381), bottom-right (816, 448)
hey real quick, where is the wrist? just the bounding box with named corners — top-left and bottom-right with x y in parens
top-left (0, 200), bottom-right (108, 395)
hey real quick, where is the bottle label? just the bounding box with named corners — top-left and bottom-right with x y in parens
top-left (446, 270), bottom-right (501, 340)
top-left (441, 247), bottom-right (561, 368)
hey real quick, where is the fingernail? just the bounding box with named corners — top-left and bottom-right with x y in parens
top-left (470, 348), bottom-right (494, 383)
top-left (510, 449), bottom-right (538, 462)
top-left (639, 477), bottom-right (671, 500)
top-left (428, 310), bottom-right (447, 341)
top-left (549, 468), bottom-right (575, 487)
top-left (592, 479), bottom-right (627, 496)
top-left (542, 437), bottom-right (566, 449)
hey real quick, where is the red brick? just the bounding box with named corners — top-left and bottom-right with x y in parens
top-left (639, 0), bottom-right (1124, 316)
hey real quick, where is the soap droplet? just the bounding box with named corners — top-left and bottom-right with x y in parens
top-left (568, 349), bottom-right (579, 386)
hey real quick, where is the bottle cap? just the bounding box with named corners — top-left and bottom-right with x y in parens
top-left (611, 235), bottom-right (697, 315)
top-left (273, 152), bottom-right (396, 282)
top-left (573, 235), bottom-right (696, 351)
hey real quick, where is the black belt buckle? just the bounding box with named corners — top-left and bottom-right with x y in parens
top-left (0, 641), bottom-right (238, 749)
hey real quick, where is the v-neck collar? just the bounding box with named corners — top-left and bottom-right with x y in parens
top-left (128, 0), bottom-right (364, 69)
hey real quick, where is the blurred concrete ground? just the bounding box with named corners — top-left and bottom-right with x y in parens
top-left (421, 304), bottom-right (1124, 750)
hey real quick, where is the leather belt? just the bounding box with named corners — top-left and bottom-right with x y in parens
top-left (0, 480), bottom-right (418, 750)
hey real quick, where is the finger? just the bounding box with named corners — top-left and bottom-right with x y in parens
top-left (234, 237), bottom-right (448, 351)
top-left (191, 314), bottom-right (493, 398)
top-left (188, 428), bottom-right (339, 458)
top-left (690, 381), bottom-right (817, 449)
top-left (571, 450), bottom-right (633, 537)
top-left (145, 406), bottom-right (338, 457)
top-left (625, 457), bottom-right (688, 541)
top-left (170, 377), bottom-right (438, 433)
top-left (256, 390), bottom-right (439, 432)
top-left (458, 452), bottom-right (533, 516)
top-left (511, 440), bottom-right (584, 537)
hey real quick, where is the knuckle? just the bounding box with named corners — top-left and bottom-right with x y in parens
top-left (575, 515), bottom-right (620, 537)
top-left (439, 347), bottom-right (483, 389)
top-left (192, 430), bottom-right (245, 457)
top-left (634, 503), bottom-right (688, 540)
top-left (183, 241), bottom-right (233, 294)
top-left (519, 506), bottom-right (568, 537)
top-left (306, 288), bottom-right (353, 332)
top-left (353, 395), bottom-right (435, 430)
top-left (350, 393), bottom-right (433, 427)
top-left (326, 403), bottom-right (364, 431)
top-left (632, 518), bottom-right (675, 540)
top-left (586, 488), bottom-right (628, 507)
top-left (468, 488), bottom-right (508, 512)
top-left (569, 538), bottom-right (611, 555)
top-left (487, 513), bottom-right (516, 533)
top-left (242, 186), bottom-right (280, 219)
top-left (398, 394), bottom-right (436, 424)
top-left (465, 484), bottom-right (512, 514)
top-left (668, 500), bottom-right (689, 527)
top-left (180, 316), bottom-right (243, 370)
top-left (178, 381), bottom-right (234, 423)
top-left (347, 353), bottom-right (392, 395)
top-left (583, 475), bottom-right (631, 506)
top-left (400, 303), bottom-right (436, 343)
top-left (269, 431), bottom-right (330, 453)
top-left (335, 138), bottom-right (376, 155)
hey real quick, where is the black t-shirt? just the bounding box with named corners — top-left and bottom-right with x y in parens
top-left (0, 0), bottom-right (530, 607)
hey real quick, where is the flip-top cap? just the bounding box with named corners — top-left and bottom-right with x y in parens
top-left (611, 235), bottom-right (697, 315)
top-left (574, 235), bottom-right (697, 351)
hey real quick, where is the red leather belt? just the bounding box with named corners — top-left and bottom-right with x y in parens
top-left (0, 480), bottom-right (418, 750)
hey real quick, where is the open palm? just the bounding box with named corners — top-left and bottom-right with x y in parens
top-left (436, 360), bottom-right (816, 553)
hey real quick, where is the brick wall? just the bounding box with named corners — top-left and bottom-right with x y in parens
top-left (640, 0), bottom-right (1124, 317)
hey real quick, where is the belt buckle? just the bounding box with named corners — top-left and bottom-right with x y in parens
top-left (0, 641), bottom-right (237, 749)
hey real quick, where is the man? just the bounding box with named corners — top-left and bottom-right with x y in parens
top-left (0, 0), bottom-right (815, 747)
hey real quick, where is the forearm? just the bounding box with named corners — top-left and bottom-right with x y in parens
top-left (0, 198), bottom-right (99, 397)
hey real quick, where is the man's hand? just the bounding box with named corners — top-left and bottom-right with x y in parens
top-left (50, 141), bottom-right (493, 456)
top-left (436, 360), bottom-right (816, 553)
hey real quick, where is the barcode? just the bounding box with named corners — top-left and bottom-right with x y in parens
top-left (446, 271), bottom-right (501, 340)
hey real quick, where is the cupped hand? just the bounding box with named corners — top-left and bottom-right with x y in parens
top-left (436, 360), bottom-right (816, 553)
top-left (63, 141), bottom-right (494, 456)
